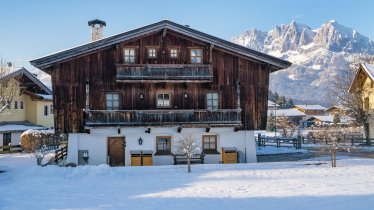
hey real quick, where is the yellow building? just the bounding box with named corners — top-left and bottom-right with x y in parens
top-left (0, 68), bottom-right (53, 146)
top-left (349, 63), bottom-right (374, 138)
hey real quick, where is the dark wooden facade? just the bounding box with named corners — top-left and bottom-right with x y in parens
top-left (31, 21), bottom-right (291, 133)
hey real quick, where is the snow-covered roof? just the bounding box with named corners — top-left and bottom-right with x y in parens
top-left (0, 67), bottom-right (52, 95)
top-left (306, 115), bottom-right (334, 122)
top-left (36, 94), bottom-right (53, 100)
top-left (362, 63), bottom-right (374, 81)
top-left (305, 115), bottom-right (354, 123)
top-left (295, 104), bottom-right (327, 110)
top-left (267, 109), bottom-right (306, 117)
top-left (349, 63), bottom-right (374, 92)
top-left (268, 100), bottom-right (278, 107)
top-left (0, 122), bottom-right (47, 133)
top-left (325, 105), bottom-right (347, 112)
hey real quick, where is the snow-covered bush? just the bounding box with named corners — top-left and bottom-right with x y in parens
top-left (20, 129), bottom-right (54, 152)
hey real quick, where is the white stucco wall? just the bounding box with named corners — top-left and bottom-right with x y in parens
top-left (66, 127), bottom-right (257, 166)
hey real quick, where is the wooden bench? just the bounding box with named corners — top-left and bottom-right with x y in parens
top-left (172, 153), bottom-right (205, 165)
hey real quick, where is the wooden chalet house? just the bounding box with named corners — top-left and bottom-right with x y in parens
top-left (30, 20), bottom-right (291, 166)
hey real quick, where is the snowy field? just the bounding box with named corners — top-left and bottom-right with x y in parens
top-left (1, 154), bottom-right (374, 210)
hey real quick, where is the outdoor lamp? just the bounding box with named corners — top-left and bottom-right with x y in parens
top-left (82, 151), bottom-right (89, 164)
top-left (138, 137), bottom-right (143, 145)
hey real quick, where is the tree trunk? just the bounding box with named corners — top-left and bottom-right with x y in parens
top-left (364, 122), bottom-right (371, 145)
top-left (331, 149), bottom-right (337, 167)
top-left (187, 157), bottom-right (191, 173)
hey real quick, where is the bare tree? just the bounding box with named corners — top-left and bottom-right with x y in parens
top-left (173, 135), bottom-right (200, 173)
top-left (0, 58), bottom-right (16, 113)
top-left (277, 115), bottom-right (298, 137)
top-left (328, 57), bottom-right (374, 145)
top-left (313, 128), bottom-right (354, 167)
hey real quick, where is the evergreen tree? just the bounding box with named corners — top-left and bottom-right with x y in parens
top-left (267, 112), bottom-right (276, 131)
top-left (277, 96), bottom-right (287, 108)
top-left (287, 98), bottom-right (295, 108)
top-left (274, 92), bottom-right (280, 103)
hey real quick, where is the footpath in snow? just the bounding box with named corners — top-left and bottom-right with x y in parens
top-left (1, 154), bottom-right (374, 210)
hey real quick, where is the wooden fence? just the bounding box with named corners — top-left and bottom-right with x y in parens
top-left (54, 146), bottom-right (67, 164)
top-left (256, 134), bottom-right (302, 149)
top-left (302, 132), bottom-right (373, 145)
top-left (0, 145), bottom-right (22, 154)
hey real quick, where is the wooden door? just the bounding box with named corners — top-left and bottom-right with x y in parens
top-left (108, 137), bottom-right (125, 166)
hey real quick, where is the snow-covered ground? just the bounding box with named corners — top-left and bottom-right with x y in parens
top-left (1, 154), bottom-right (374, 210)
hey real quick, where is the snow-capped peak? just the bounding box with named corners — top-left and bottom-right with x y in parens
top-left (232, 20), bottom-right (374, 104)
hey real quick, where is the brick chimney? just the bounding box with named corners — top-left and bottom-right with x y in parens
top-left (88, 19), bottom-right (106, 41)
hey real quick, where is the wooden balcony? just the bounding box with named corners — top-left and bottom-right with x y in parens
top-left (84, 109), bottom-right (242, 127)
top-left (116, 64), bottom-right (213, 82)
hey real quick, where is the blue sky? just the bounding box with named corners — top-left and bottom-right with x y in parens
top-left (1, 0), bottom-right (373, 70)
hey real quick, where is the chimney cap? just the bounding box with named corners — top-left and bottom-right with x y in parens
top-left (88, 19), bottom-right (106, 27)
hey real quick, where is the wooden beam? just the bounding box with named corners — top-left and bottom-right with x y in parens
top-left (115, 44), bottom-right (120, 64)
top-left (209, 44), bottom-right (214, 64)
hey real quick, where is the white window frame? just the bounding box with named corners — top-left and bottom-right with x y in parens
top-left (157, 93), bottom-right (171, 108)
top-left (123, 48), bottom-right (135, 64)
top-left (170, 48), bottom-right (178, 58)
top-left (106, 93), bottom-right (120, 110)
top-left (190, 49), bottom-right (202, 64)
top-left (207, 93), bottom-right (219, 110)
top-left (148, 48), bottom-right (157, 58)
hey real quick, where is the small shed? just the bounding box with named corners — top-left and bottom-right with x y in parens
top-left (130, 150), bottom-right (153, 166)
top-left (221, 147), bottom-right (237, 164)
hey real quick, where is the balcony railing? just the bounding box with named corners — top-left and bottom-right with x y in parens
top-left (116, 64), bottom-right (213, 82)
top-left (84, 109), bottom-right (241, 127)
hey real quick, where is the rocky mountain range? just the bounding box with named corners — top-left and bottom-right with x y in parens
top-left (232, 20), bottom-right (374, 105)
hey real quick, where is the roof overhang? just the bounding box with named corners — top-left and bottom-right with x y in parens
top-left (0, 68), bottom-right (52, 95)
top-left (349, 63), bottom-right (374, 93)
top-left (30, 20), bottom-right (292, 73)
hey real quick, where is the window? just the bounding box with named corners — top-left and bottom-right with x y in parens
top-left (6, 101), bottom-right (11, 109)
top-left (202, 135), bottom-right (218, 154)
top-left (14, 101), bottom-right (18, 109)
top-left (170, 48), bottom-right (178, 58)
top-left (157, 93), bottom-right (170, 108)
top-left (123, 48), bottom-right (135, 63)
top-left (207, 93), bottom-right (218, 110)
top-left (190, 49), bottom-right (202, 64)
top-left (156, 136), bottom-right (171, 155)
top-left (148, 48), bottom-right (157, 58)
top-left (44, 105), bottom-right (49, 116)
top-left (50, 105), bottom-right (53, 114)
top-left (3, 133), bottom-right (11, 146)
top-left (365, 97), bottom-right (370, 110)
top-left (106, 93), bottom-right (120, 110)
top-left (20, 101), bottom-right (24, 109)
